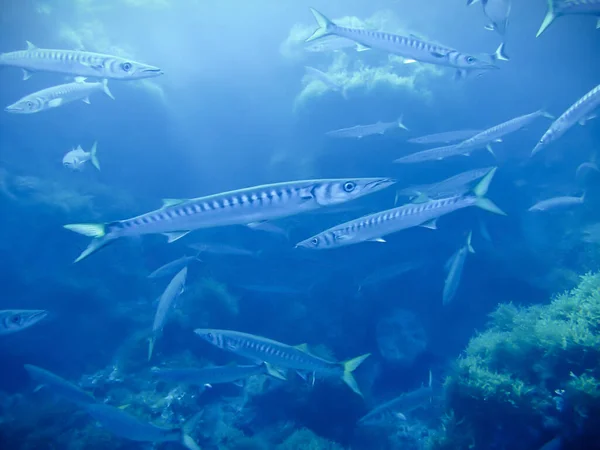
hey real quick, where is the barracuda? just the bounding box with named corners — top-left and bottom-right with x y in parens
top-left (64, 177), bottom-right (395, 263)
top-left (24, 364), bottom-right (96, 405)
top-left (296, 169), bottom-right (505, 250)
top-left (452, 109), bottom-right (554, 154)
top-left (532, 84), bottom-right (600, 156)
top-left (194, 328), bottom-right (370, 396)
top-left (0, 41), bottom-right (163, 80)
top-left (0, 310), bottom-right (47, 335)
top-left (306, 8), bottom-right (508, 79)
top-left (407, 129), bottom-right (482, 145)
top-left (443, 232), bottom-right (475, 305)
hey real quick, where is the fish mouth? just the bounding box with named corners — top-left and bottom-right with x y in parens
top-left (142, 67), bottom-right (164, 75)
top-left (368, 178), bottom-right (396, 189)
top-left (28, 310), bottom-right (48, 323)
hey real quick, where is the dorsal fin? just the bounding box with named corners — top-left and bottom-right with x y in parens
top-left (161, 198), bottom-right (186, 208)
top-left (295, 343), bottom-right (310, 352)
top-left (26, 41), bottom-right (37, 51)
top-left (74, 76), bottom-right (86, 83)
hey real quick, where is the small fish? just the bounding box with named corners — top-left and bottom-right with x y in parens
top-left (306, 8), bottom-right (508, 79)
top-left (84, 403), bottom-right (200, 450)
top-left (296, 168), bottom-right (505, 251)
top-left (358, 371), bottom-right (433, 426)
top-left (453, 109), bottom-right (554, 154)
top-left (399, 167), bottom-right (496, 202)
top-left (407, 129), bottom-right (482, 145)
top-left (24, 364), bottom-right (96, 405)
top-left (188, 242), bottom-right (258, 257)
top-left (536, 0), bottom-right (600, 37)
top-left (246, 221), bottom-right (289, 239)
top-left (147, 254), bottom-right (201, 279)
top-left (64, 177), bottom-right (395, 263)
top-left (304, 66), bottom-right (344, 94)
top-left (63, 142), bottom-right (100, 171)
top-left (326, 117), bottom-right (408, 139)
top-left (194, 328), bottom-right (369, 396)
top-left (393, 144), bottom-right (469, 164)
top-left (5, 78), bottom-right (114, 114)
top-left (576, 160), bottom-right (600, 180)
top-left (443, 232), bottom-right (475, 305)
top-left (532, 84), bottom-right (600, 156)
top-left (151, 362), bottom-right (285, 386)
top-left (0, 41), bottom-right (162, 80)
top-left (468, 0), bottom-right (512, 35)
top-left (148, 267), bottom-right (187, 361)
top-left (528, 194), bottom-right (585, 211)
top-left (0, 310), bottom-right (47, 335)
top-left (304, 36), bottom-right (367, 53)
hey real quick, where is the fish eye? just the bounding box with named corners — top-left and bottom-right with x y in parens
top-left (343, 182), bottom-right (356, 192)
top-left (206, 333), bottom-right (213, 340)
top-left (466, 56), bottom-right (475, 63)
top-left (121, 62), bottom-right (133, 72)
top-left (27, 101), bottom-right (33, 108)
top-left (11, 314), bottom-right (22, 324)
top-left (311, 237), bottom-right (319, 246)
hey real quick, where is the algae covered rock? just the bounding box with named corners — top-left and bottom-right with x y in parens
top-left (428, 272), bottom-right (600, 450)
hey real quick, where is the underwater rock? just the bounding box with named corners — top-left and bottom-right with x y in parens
top-left (376, 309), bottom-right (427, 366)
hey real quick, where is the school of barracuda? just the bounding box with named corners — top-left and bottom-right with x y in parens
top-left (1, 1), bottom-right (599, 449)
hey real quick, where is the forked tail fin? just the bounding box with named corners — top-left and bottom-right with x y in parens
top-left (341, 353), bottom-right (370, 397)
top-left (536, 0), bottom-right (558, 37)
top-left (63, 223), bottom-right (115, 262)
top-left (306, 8), bottom-right (336, 42)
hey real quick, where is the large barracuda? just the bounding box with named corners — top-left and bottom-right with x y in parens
top-left (296, 169), bottom-right (505, 250)
top-left (64, 178), bottom-right (394, 262)
top-left (443, 232), bottom-right (475, 305)
top-left (194, 328), bottom-right (370, 396)
top-left (0, 41), bottom-right (163, 80)
top-left (532, 84), bottom-right (600, 156)
top-left (306, 8), bottom-right (508, 79)
top-left (24, 364), bottom-right (96, 405)
top-left (537, 0), bottom-right (600, 37)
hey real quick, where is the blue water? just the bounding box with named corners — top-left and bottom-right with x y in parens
top-left (0, 1), bottom-right (599, 449)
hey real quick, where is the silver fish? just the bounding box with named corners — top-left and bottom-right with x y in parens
top-left (358, 371), bottom-right (433, 426)
top-left (151, 362), bottom-right (284, 386)
top-left (0, 41), bottom-right (162, 80)
top-left (443, 232), bottom-right (475, 305)
top-left (532, 84), bottom-right (600, 156)
top-left (194, 328), bottom-right (370, 396)
top-left (296, 169), bottom-right (504, 250)
top-left (398, 167), bottom-right (496, 202)
top-left (393, 144), bottom-right (468, 164)
top-left (246, 221), bottom-right (289, 239)
top-left (407, 129), bottom-right (482, 145)
top-left (304, 66), bottom-right (343, 93)
top-left (188, 242), bottom-right (258, 257)
top-left (24, 364), bottom-right (96, 405)
top-left (148, 267), bottom-right (187, 360)
top-left (147, 255), bottom-right (200, 279)
top-left (63, 142), bottom-right (100, 171)
top-left (468, 0), bottom-right (512, 35)
top-left (528, 194), bottom-right (585, 211)
top-left (306, 8), bottom-right (508, 79)
top-left (0, 310), bottom-right (47, 335)
top-left (64, 177), bottom-right (395, 263)
top-left (454, 110), bottom-right (554, 154)
top-left (84, 403), bottom-right (200, 450)
top-left (5, 78), bottom-right (114, 114)
top-left (576, 161), bottom-right (600, 180)
top-left (326, 118), bottom-right (408, 139)
top-left (537, 0), bottom-right (600, 37)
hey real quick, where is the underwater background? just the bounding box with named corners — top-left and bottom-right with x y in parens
top-left (0, 0), bottom-right (599, 449)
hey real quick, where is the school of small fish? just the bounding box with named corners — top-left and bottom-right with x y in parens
top-left (2, 2), bottom-right (598, 449)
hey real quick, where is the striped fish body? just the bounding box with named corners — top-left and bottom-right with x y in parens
top-left (152, 267), bottom-right (187, 335)
top-left (407, 129), bottom-right (482, 145)
top-left (306, 9), bottom-right (498, 72)
top-left (455, 110), bottom-right (548, 151)
top-left (0, 309), bottom-right (47, 335)
top-left (103, 179), bottom-right (392, 239)
top-left (195, 329), bottom-right (338, 373)
top-left (5, 79), bottom-right (111, 113)
top-left (300, 195), bottom-right (479, 250)
top-left (528, 195), bottom-right (584, 211)
top-left (0, 42), bottom-right (162, 80)
top-left (533, 84), bottom-right (600, 155)
top-left (326, 122), bottom-right (396, 138)
top-left (427, 167), bottom-right (495, 198)
top-left (152, 364), bottom-right (265, 386)
top-left (555, 0), bottom-right (600, 14)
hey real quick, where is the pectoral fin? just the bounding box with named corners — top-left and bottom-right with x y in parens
top-left (47, 98), bottom-right (63, 108)
top-left (22, 69), bottom-right (33, 80)
top-left (421, 219), bottom-right (437, 230)
top-left (162, 231), bottom-right (191, 243)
